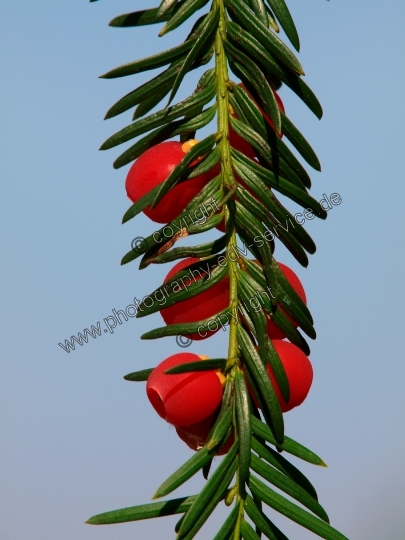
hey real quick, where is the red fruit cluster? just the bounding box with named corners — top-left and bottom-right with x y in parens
top-left (128, 116), bottom-right (313, 451)
top-left (125, 139), bottom-right (230, 339)
top-left (146, 260), bottom-right (312, 453)
top-left (246, 261), bottom-right (313, 412)
top-left (146, 353), bottom-right (232, 454)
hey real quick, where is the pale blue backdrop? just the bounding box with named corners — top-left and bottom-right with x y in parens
top-left (1, 1), bottom-right (404, 539)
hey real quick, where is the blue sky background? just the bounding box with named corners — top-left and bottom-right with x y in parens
top-left (1, 0), bottom-right (404, 539)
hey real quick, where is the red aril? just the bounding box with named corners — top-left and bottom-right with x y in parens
top-left (175, 414), bottom-right (234, 455)
top-left (125, 140), bottom-right (219, 224)
top-left (246, 340), bottom-right (313, 413)
top-left (267, 340), bottom-right (313, 412)
top-left (146, 353), bottom-right (224, 426)
top-left (160, 258), bottom-right (230, 340)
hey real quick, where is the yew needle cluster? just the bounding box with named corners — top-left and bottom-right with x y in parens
top-left (87, 0), bottom-right (349, 538)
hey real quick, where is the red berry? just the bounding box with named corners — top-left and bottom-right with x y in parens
top-left (175, 414), bottom-right (234, 455)
top-left (266, 262), bottom-right (306, 340)
top-left (267, 340), bottom-right (313, 412)
top-left (160, 258), bottom-right (230, 340)
top-left (146, 353), bottom-right (224, 426)
top-left (125, 141), bottom-right (218, 224)
top-left (246, 341), bottom-right (313, 413)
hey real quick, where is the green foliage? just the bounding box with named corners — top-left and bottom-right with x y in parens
top-left (86, 1), bottom-right (348, 539)
top-left (123, 368), bottom-right (154, 381)
top-left (164, 358), bottom-right (227, 374)
top-left (86, 495), bottom-right (197, 524)
top-left (249, 475), bottom-right (349, 540)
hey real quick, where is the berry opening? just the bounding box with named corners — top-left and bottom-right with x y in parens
top-left (147, 387), bottom-right (166, 419)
